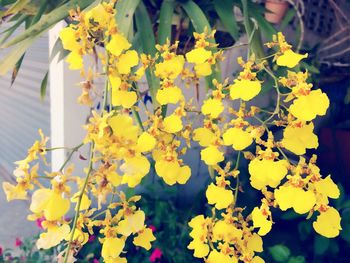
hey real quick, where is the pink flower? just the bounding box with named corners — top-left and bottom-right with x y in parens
top-left (36, 217), bottom-right (45, 229)
top-left (0, 246), bottom-right (3, 256)
top-left (149, 225), bottom-right (156, 232)
top-left (88, 235), bottom-right (96, 243)
top-left (149, 248), bottom-right (162, 262)
top-left (93, 258), bottom-right (99, 263)
top-left (15, 238), bottom-right (23, 247)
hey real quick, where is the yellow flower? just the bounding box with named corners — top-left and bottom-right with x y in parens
top-left (155, 56), bottom-right (184, 79)
top-left (106, 170), bottom-right (122, 187)
top-left (274, 185), bottom-right (316, 214)
top-left (109, 75), bottom-right (122, 89)
top-left (155, 160), bottom-right (191, 185)
top-left (223, 127), bottom-right (253, 150)
top-left (117, 50), bottom-right (139, 74)
top-left (201, 146), bottom-right (224, 166)
top-left (277, 50), bottom-right (308, 68)
top-left (156, 87), bottom-right (183, 105)
top-left (137, 132), bottom-right (156, 152)
top-left (194, 62), bottom-right (212, 76)
top-left (2, 182), bottom-right (27, 201)
top-left (207, 250), bottom-right (237, 263)
top-left (186, 47), bottom-right (212, 64)
top-left (117, 210), bottom-right (145, 236)
top-left (193, 127), bottom-right (216, 147)
top-left (248, 159), bottom-right (288, 190)
top-left (201, 98), bottom-right (224, 119)
top-left (30, 188), bottom-right (70, 221)
top-left (133, 227), bottom-right (156, 250)
top-left (289, 89), bottom-right (329, 121)
top-left (188, 215), bottom-right (210, 258)
top-left (187, 240), bottom-right (209, 258)
top-left (281, 123), bottom-right (318, 155)
top-left (66, 51), bottom-right (83, 70)
top-left (163, 114), bottom-right (183, 133)
top-left (36, 224), bottom-right (70, 250)
top-left (251, 207), bottom-right (272, 236)
top-left (212, 220), bottom-right (243, 242)
top-left (106, 33), bottom-right (131, 57)
top-left (314, 175), bottom-right (340, 200)
top-left (252, 256), bottom-right (265, 263)
top-left (101, 237), bottom-right (125, 262)
top-left (112, 89), bottom-right (137, 108)
top-left (246, 233), bottom-right (263, 253)
top-left (71, 192), bottom-right (91, 211)
top-left (120, 156), bottom-right (150, 187)
top-left (108, 114), bottom-right (139, 142)
top-left (313, 207), bottom-right (342, 238)
top-left (229, 80), bottom-right (261, 101)
top-left (59, 27), bottom-right (80, 52)
top-left (85, 4), bottom-right (111, 28)
top-left (206, 183), bottom-right (234, 209)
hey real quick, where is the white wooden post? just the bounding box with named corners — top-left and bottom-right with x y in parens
top-left (49, 22), bottom-right (90, 173)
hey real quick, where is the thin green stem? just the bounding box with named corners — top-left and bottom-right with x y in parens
top-left (59, 143), bottom-right (84, 172)
top-left (233, 151), bottom-right (241, 207)
top-left (63, 143), bottom-right (94, 263)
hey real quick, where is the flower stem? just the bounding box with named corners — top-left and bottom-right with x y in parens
top-left (63, 142), bottom-right (94, 263)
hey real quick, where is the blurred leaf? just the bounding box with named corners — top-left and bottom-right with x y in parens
top-left (115, 0), bottom-right (141, 36)
top-left (10, 53), bottom-right (25, 86)
top-left (298, 221), bottom-right (312, 241)
top-left (287, 256), bottom-right (306, 263)
top-left (280, 8), bottom-right (295, 31)
top-left (248, 3), bottom-right (276, 40)
top-left (0, 36), bottom-right (34, 75)
top-left (0, 14), bottom-right (26, 45)
top-left (181, 0), bottom-right (220, 88)
top-left (2, 0), bottom-right (30, 18)
top-left (1, 0), bottom-right (95, 48)
top-left (158, 0), bottom-right (175, 44)
top-left (314, 235), bottom-right (330, 255)
top-left (40, 71), bottom-right (48, 101)
top-left (135, 1), bottom-right (160, 106)
top-left (49, 37), bottom-right (69, 63)
top-left (281, 210), bottom-right (301, 220)
top-left (269, 245), bottom-right (291, 262)
top-left (340, 209), bottom-right (350, 243)
top-left (213, 0), bottom-right (239, 40)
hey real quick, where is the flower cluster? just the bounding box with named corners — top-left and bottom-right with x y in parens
top-left (2, 3), bottom-right (342, 263)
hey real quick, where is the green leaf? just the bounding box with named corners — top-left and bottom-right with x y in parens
top-left (0, 37), bottom-right (34, 75)
top-left (2, 0), bottom-right (30, 18)
top-left (287, 256), bottom-right (305, 263)
top-left (1, 0), bottom-right (95, 48)
top-left (248, 3), bottom-right (276, 40)
top-left (213, 0), bottom-right (239, 40)
top-left (158, 0), bottom-right (175, 45)
top-left (10, 52), bottom-right (25, 87)
top-left (0, 15), bottom-right (26, 45)
top-left (280, 9), bottom-right (296, 31)
top-left (135, 1), bottom-right (160, 106)
top-left (115, 0), bottom-right (141, 36)
top-left (297, 221), bottom-right (312, 241)
top-left (40, 71), bottom-right (48, 101)
top-left (314, 235), bottom-right (330, 255)
top-left (181, 0), bottom-right (221, 87)
top-left (49, 37), bottom-right (69, 63)
top-left (268, 245), bottom-right (291, 262)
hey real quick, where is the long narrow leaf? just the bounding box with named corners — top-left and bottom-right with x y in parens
top-left (40, 71), bottom-right (48, 101)
top-left (0, 37), bottom-right (34, 75)
top-left (214, 0), bottom-right (239, 41)
top-left (181, 0), bottom-right (221, 87)
top-left (1, 0), bottom-right (95, 48)
top-left (158, 0), bottom-right (175, 45)
top-left (115, 0), bottom-right (141, 36)
top-left (135, 2), bottom-right (160, 107)
top-left (3, 0), bottom-right (30, 18)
